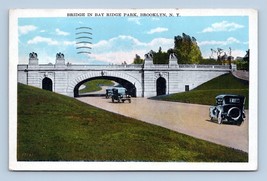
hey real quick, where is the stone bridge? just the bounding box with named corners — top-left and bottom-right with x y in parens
top-left (18, 52), bottom-right (231, 97)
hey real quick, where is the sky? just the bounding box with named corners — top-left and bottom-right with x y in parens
top-left (18, 15), bottom-right (249, 65)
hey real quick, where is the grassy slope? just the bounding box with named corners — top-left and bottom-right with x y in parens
top-left (17, 83), bottom-right (248, 162)
top-left (79, 79), bottom-right (114, 93)
top-left (155, 73), bottom-right (249, 108)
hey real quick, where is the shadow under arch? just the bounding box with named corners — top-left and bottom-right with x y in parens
top-left (156, 77), bottom-right (166, 96)
top-left (42, 77), bottom-right (53, 91)
top-left (73, 76), bottom-right (137, 97)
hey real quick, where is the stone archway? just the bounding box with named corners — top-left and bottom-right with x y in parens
top-left (156, 77), bottom-right (166, 96)
top-left (42, 77), bottom-right (52, 91)
top-left (73, 76), bottom-right (137, 98)
top-left (66, 71), bottom-right (142, 97)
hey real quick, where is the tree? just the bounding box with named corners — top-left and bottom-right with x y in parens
top-left (133, 54), bottom-right (144, 64)
top-left (173, 33), bottom-right (203, 64)
top-left (152, 47), bottom-right (169, 64)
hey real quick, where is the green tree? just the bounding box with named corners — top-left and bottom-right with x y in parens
top-left (133, 54), bottom-right (144, 64)
top-left (173, 33), bottom-right (203, 64)
top-left (152, 47), bottom-right (169, 64)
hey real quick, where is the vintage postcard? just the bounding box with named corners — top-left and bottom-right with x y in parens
top-left (9, 9), bottom-right (258, 171)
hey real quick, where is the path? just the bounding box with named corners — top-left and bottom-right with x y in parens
top-left (77, 97), bottom-right (248, 152)
top-left (232, 70), bottom-right (249, 81)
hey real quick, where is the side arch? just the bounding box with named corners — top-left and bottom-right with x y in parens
top-left (66, 71), bottom-right (142, 97)
top-left (42, 77), bottom-right (53, 91)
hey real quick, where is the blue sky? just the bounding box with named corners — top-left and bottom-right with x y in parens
top-left (18, 16), bottom-right (249, 64)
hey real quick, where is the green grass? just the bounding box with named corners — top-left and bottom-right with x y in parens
top-left (79, 79), bottom-right (114, 93)
top-left (17, 83), bottom-right (248, 162)
top-left (153, 73), bottom-right (249, 109)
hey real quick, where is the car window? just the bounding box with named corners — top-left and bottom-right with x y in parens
top-left (229, 98), bottom-right (240, 103)
top-left (216, 98), bottom-right (223, 105)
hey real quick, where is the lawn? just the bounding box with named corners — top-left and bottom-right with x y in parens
top-left (17, 83), bottom-right (248, 162)
top-left (152, 73), bottom-right (249, 109)
top-left (79, 79), bottom-right (114, 93)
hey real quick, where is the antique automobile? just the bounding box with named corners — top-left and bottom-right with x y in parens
top-left (209, 94), bottom-right (246, 124)
top-left (105, 87), bottom-right (113, 98)
top-left (111, 87), bottom-right (131, 103)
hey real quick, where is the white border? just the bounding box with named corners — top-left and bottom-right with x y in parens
top-left (9, 9), bottom-right (258, 171)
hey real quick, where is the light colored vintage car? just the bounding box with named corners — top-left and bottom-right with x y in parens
top-left (209, 94), bottom-right (246, 125)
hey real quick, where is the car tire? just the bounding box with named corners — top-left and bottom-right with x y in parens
top-left (227, 107), bottom-right (241, 121)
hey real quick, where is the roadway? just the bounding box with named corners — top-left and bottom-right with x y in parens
top-left (77, 96), bottom-right (248, 152)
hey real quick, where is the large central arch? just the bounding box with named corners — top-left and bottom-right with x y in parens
top-left (74, 76), bottom-right (136, 97)
top-left (66, 71), bottom-right (142, 97)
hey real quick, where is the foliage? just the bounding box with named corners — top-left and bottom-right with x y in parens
top-left (152, 47), bottom-right (169, 64)
top-left (79, 79), bottom-right (114, 93)
top-left (133, 54), bottom-right (144, 64)
top-left (17, 83), bottom-right (248, 161)
top-left (236, 49), bottom-right (249, 71)
top-left (199, 58), bottom-right (222, 65)
top-left (132, 33), bottom-right (203, 64)
top-left (172, 33), bottom-right (203, 64)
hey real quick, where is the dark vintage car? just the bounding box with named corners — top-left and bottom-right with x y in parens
top-left (209, 94), bottom-right (246, 124)
top-left (111, 87), bottom-right (131, 103)
top-left (105, 87), bottom-right (113, 99)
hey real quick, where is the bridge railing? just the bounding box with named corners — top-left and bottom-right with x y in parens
top-left (65, 64), bottom-right (144, 69)
top-left (18, 63), bottom-right (231, 71)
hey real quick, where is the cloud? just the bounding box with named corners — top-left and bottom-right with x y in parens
top-left (201, 21), bottom-right (244, 33)
top-left (55, 28), bottom-right (70, 36)
top-left (63, 41), bottom-right (76, 46)
top-left (88, 50), bottom-right (147, 64)
top-left (147, 27), bottom-right (168, 34)
top-left (198, 37), bottom-right (241, 46)
top-left (18, 25), bottom-right (37, 35)
top-left (90, 35), bottom-right (173, 64)
top-left (27, 36), bottom-right (59, 45)
top-left (127, 17), bottom-right (141, 25)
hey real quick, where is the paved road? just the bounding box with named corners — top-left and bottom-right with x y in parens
top-left (77, 97), bottom-right (248, 152)
top-left (232, 70), bottom-right (249, 81)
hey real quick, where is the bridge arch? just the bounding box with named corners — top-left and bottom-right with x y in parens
top-left (66, 71), bottom-right (142, 97)
top-left (42, 77), bottom-right (53, 91)
top-left (156, 77), bottom-right (166, 96)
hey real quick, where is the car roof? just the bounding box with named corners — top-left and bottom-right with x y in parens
top-left (215, 94), bottom-right (245, 99)
top-left (112, 87), bottom-right (126, 90)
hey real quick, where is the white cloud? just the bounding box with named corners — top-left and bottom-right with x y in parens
top-left (55, 28), bottom-right (70, 36)
top-left (27, 36), bottom-right (59, 45)
top-left (127, 17), bottom-right (141, 25)
top-left (198, 37), bottom-right (241, 46)
top-left (201, 21), bottom-right (244, 33)
top-left (63, 41), bottom-right (76, 46)
top-left (18, 25), bottom-right (37, 35)
top-left (90, 35), bottom-right (173, 64)
top-left (147, 27), bottom-right (168, 34)
top-left (88, 50), bottom-right (147, 64)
